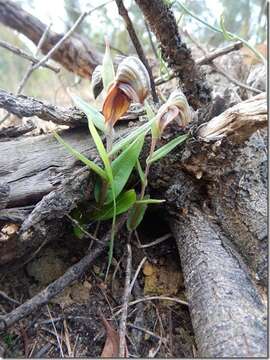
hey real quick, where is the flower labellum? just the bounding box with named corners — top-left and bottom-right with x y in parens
top-left (155, 89), bottom-right (192, 137)
top-left (102, 56), bottom-right (150, 126)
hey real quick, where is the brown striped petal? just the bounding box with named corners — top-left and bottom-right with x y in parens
top-left (102, 83), bottom-right (130, 126)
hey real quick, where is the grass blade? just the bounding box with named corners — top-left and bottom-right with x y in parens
top-left (54, 132), bottom-right (107, 180)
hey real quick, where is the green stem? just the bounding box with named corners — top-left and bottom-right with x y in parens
top-left (139, 137), bottom-right (157, 200)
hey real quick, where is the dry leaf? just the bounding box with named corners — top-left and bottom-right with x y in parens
top-left (100, 314), bottom-right (120, 358)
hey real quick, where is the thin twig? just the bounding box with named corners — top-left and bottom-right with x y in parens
top-left (119, 244), bottom-right (132, 357)
top-left (127, 322), bottom-right (164, 341)
top-left (137, 233), bottom-right (172, 248)
top-left (144, 20), bottom-right (158, 59)
top-left (128, 257), bottom-right (147, 294)
top-left (114, 296), bottom-right (188, 316)
top-left (185, 31), bottom-right (262, 95)
top-left (0, 24), bottom-right (54, 125)
top-left (0, 40), bottom-right (59, 73)
top-left (155, 41), bottom-right (244, 85)
top-left (65, 214), bottom-right (104, 244)
top-left (115, 0), bottom-right (158, 103)
top-left (17, 23), bottom-right (52, 95)
top-left (47, 305), bottom-right (64, 358)
top-left (0, 291), bottom-right (21, 306)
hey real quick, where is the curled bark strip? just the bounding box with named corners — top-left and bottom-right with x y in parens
top-left (170, 206), bottom-right (267, 357)
top-left (135, 0), bottom-right (211, 109)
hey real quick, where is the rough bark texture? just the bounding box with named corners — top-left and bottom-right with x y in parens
top-left (170, 206), bottom-right (267, 357)
top-left (0, 0), bottom-right (102, 77)
top-left (0, 89), bottom-right (87, 127)
top-left (135, 0), bottom-right (211, 109)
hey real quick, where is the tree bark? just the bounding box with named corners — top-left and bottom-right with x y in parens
top-left (0, 0), bottom-right (102, 78)
top-left (135, 0), bottom-right (211, 109)
top-left (170, 205), bottom-right (267, 357)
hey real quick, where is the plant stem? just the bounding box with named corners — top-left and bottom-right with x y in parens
top-left (139, 137), bottom-right (157, 200)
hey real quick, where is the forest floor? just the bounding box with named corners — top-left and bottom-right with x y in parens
top-left (0, 208), bottom-right (195, 358)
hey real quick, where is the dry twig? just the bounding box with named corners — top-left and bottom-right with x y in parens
top-left (155, 41), bottom-right (244, 85)
top-left (185, 31), bottom-right (262, 95)
top-left (0, 40), bottom-right (59, 73)
top-left (118, 244), bottom-right (132, 357)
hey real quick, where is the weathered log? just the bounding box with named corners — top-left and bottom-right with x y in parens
top-left (0, 0), bottom-right (102, 77)
top-left (0, 93), bottom-right (266, 267)
top-left (170, 205), bottom-right (267, 357)
top-left (135, 0), bottom-right (211, 109)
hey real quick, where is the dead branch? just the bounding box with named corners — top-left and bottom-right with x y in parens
top-left (0, 89), bottom-right (145, 127)
top-left (135, 0), bottom-right (211, 109)
top-left (0, 88), bottom-right (87, 126)
top-left (0, 40), bottom-right (59, 73)
top-left (155, 41), bottom-right (244, 85)
top-left (115, 0), bottom-right (158, 103)
top-left (185, 31), bottom-right (262, 94)
top-left (0, 120), bottom-right (36, 138)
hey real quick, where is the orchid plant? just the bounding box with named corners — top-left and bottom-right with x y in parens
top-left (54, 42), bottom-right (192, 275)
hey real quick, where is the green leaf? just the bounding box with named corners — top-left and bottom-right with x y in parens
top-left (101, 39), bottom-right (115, 92)
top-left (148, 134), bottom-right (189, 164)
top-left (54, 132), bottom-right (107, 180)
top-left (91, 189), bottom-right (136, 220)
top-left (145, 100), bottom-right (159, 139)
top-left (71, 94), bottom-right (105, 132)
top-left (135, 160), bottom-right (145, 184)
top-left (135, 199), bottom-right (165, 204)
top-left (127, 202), bottom-right (148, 231)
top-left (85, 113), bottom-right (117, 278)
top-left (109, 117), bottom-right (156, 157)
top-left (106, 133), bottom-right (145, 203)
